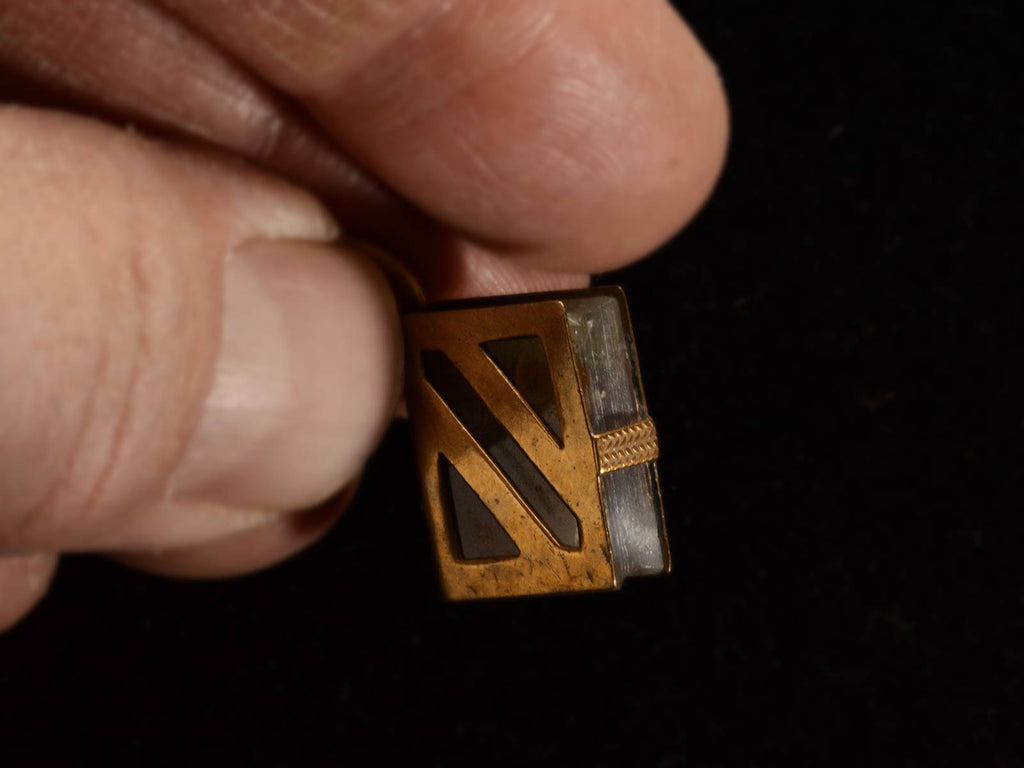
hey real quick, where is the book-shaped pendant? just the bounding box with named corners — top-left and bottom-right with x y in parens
top-left (403, 287), bottom-right (669, 599)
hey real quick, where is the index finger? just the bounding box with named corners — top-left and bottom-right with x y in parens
top-left (159, 0), bottom-right (728, 273)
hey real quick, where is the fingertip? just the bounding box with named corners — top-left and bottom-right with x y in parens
top-left (497, 2), bottom-right (731, 273)
top-left (320, 0), bottom-right (730, 274)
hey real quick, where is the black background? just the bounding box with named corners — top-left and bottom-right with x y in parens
top-left (2, 1), bottom-right (1021, 765)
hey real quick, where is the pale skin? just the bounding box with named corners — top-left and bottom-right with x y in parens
top-left (0, 0), bottom-right (728, 630)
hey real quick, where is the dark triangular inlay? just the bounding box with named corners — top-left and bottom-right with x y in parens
top-left (481, 336), bottom-right (563, 443)
top-left (439, 455), bottom-right (520, 560)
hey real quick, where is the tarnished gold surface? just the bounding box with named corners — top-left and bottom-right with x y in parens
top-left (595, 418), bottom-right (659, 474)
top-left (404, 288), bottom-right (666, 599)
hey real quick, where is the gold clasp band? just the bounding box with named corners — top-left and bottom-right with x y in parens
top-left (593, 417), bottom-right (659, 474)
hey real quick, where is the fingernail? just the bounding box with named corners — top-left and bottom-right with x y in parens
top-left (169, 239), bottom-right (400, 513)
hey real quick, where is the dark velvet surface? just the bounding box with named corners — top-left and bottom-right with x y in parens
top-left (2, 1), bottom-right (1020, 765)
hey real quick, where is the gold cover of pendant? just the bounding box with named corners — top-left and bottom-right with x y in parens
top-left (403, 287), bottom-right (669, 599)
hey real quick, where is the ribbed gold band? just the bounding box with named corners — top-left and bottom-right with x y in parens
top-left (594, 417), bottom-right (659, 474)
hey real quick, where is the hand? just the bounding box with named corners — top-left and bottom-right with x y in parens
top-left (0, 0), bottom-right (728, 630)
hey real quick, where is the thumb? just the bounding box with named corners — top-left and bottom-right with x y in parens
top-left (0, 107), bottom-right (400, 557)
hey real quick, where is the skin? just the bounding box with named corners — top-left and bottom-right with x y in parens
top-left (0, 0), bottom-right (728, 631)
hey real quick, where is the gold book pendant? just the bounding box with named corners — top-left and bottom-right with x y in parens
top-left (403, 287), bottom-right (669, 599)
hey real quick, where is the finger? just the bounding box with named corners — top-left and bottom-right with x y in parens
top-left (112, 483), bottom-right (355, 580)
top-left (0, 553), bottom-right (57, 633)
top-left (0, 106), bottom-right (399, 554)
top-left (159, 0), bottom-right (729, 272)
